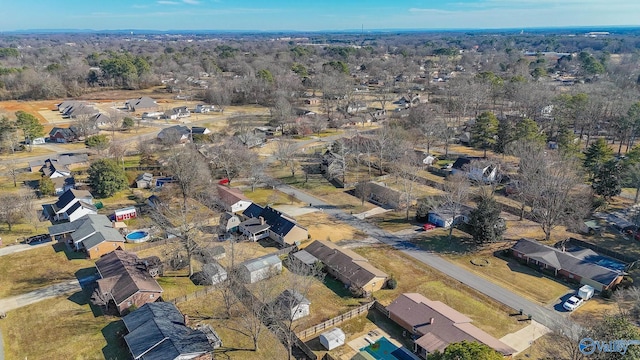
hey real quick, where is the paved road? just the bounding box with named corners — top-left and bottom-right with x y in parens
top-left (0, 241), bottom-right (52, 257)
top-left (276, 183), bottom-right (582, 336)
top-left (0, 280), bottom-right (82, 313)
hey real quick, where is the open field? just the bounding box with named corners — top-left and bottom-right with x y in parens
top-left (354, 246), bottom-right (526, 338)
top-left (0, 293), bottom-right (128, 360)
top-left (0, 244), bottom-right (95, 298)
top-left (177, 290), bottom-right (289, 360)
top-left (297, 211), bottom-right (366, 243)
top-left (242, 187), bottom-right (306, 207)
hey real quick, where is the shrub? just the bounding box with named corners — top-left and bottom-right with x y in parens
top-left (602, 288), bottom-right (613, 299)
top-left (387, 277), bottom-right (398, 289)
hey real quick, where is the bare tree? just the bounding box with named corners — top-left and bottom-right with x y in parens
top-left (392, 144), bottom-right (422, 220)
top-left (106, 108), bottom-right (124, 140)
top-left (0, 191), bottom-right (28, 231)
top-left (518, 143), bottom-right (589, 240)
top-left (273, 140), bottom-right (298, 177)
top-left (3, 160), bottom-right (21, 187)
top-left (206, 140), bottom-right (253, 182)
top-left (441, 173), bottom-right (472, 240)
top-left (72, 114), bottom-right (96, 140)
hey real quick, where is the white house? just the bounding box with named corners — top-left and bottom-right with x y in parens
top-left (274, 289), bottom-right (310, 321)
top-left (422, 155), bottom-right (437, 166)
top-left (451, 157), bottom-right (499, 183)
top-left (427, 206), bottom-right (473, 228)
top-left (217, 185), bottom-right (252, 213)
top-left (42, 189), bottom-right (97, 223)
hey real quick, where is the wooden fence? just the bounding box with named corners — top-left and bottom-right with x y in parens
top-left (168, 286), bottom-right (217, 304)
top-left (296, 301), bottom-right (376, 339)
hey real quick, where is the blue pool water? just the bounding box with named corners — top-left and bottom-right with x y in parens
top-left (126, 231), bottom-right (149, 242)
top-left (361, 337), bottom-right (415, 360)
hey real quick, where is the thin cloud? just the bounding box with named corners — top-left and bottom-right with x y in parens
top-left (157, 1), bottom-right (179, 5)
top-left (182, 0), bottom-right (200, 4)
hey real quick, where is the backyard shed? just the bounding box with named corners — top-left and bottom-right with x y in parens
top-left (114, 206), bottom-right (137, 221)
top-left (320, 328), bottom-right (345, 350)
top-left (238, 254), bottom-right (282, 284)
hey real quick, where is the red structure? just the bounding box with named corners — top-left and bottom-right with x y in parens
top-left (114, 206), bottom-right (137, 221)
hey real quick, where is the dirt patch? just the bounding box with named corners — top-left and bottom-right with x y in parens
top-left (0, 100), bottom-right (58, 122)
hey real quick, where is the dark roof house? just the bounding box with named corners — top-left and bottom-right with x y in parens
top-left (125, 96), bottom-right (159, 113)
top-left (240, 204), bottom-right (308, 246)
top-left (122, 302), bottom-right (217, 360)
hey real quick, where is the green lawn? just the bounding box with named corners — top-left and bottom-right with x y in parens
top-left (367, 211), bottom-right (419, 232)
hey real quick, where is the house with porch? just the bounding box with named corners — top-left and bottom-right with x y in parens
top-left (304, 240), bottom-right (388, 296)
top-left (92, 250), bottom-right (163, 316)
top-left (510, 238), bottom-right (624, 291)
top-left (386, 293), bottom-right (515, 359)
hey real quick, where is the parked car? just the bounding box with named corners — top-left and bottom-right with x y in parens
top-left (23, 234), bottom-right (51, 244)
top-left (563, 296), bottom-right (584, 311)
top-left (422, 223), bottom-right (436, 231)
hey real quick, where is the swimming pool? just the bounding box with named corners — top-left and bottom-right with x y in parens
top-left (126, 230), bottom-right (150, 243)
top-left (361, 337), bottom-right (416, 360)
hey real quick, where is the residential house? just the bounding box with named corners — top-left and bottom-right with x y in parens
top-left (48, 214), bottom-right (125, 259)
top-left (386, 293), bottom-right (515, 359)
top-left (49, 127), bottom-right (77, 143)
top-left (393, 94), bottom-right (421, 108)
top-left (191, 127), bottom-right (211, 135)
top-left (219, 212), bottom-right (241, 234)
top-left (510, 238), bottom-right (624, 291)
top-left (89, 113), bottom-right (110, 127)
top-left (157, 125), bottom-right (191, 143)
top-left (166, 106), bottom-right (191, 119)
top-left (427, 205), bottom-right (473, 228)
top-left (345, 101), bottom-right (368, 114)
top-left (217, 185), bottom-right (252, 213)
top-left (355, 181), bottom-right (415, 209)
top-left (238, 254), bottom-right (283, 284)
top-left (30, 154), bottom-right (89, 173)
top-left (42, 189), bottom-right (96, 223)
top-left (91, 250), bottom-right (164, 315)
top-left (304, 240), bottom-right (388, 296)
top-left (125, 96), bottom-right (159, 113)
top-left (41, 159), bottom-right (71, 178)
top-left (273, 289), bottom-right (311, 321)
top-left (135, 173), bottom-right (154, 189)
top-left (122, 302), bottom-right (218, 360)
top-left (194, 104), bottom-right (213, 113)
top-left (451, 157), bottom-right (499, 183)
top-left (240, 205), bottom-right (308, 246)
top-left (58, 101), bottom-right (99, 119)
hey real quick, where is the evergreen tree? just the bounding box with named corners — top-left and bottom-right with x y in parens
top-left (88, 158), bottom-right (128, 198)
top-left (427, 340), bottom-right (503, 360)
top-left (468, 196), bottom-right (505, 246)
top-left (471, 111), bottom-right (499, 158)
top-left (584, 138), bottom-right (613, 180)
top-left (39, 177), bottom-right (55, 197)
top-left (592, 159), bottom-right (622, 201)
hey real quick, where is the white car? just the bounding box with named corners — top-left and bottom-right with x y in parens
top-left (563, 296), bottom-right (584, 311)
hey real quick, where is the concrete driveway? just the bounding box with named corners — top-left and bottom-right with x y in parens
top-left (0, 241), bottom-right (52, 257)
top-left (276, 183), bottom-right (583, 336)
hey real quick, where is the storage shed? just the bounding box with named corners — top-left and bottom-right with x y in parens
top-left (320, 328), bottom-right (346, 350)
top-left (114, 206), bottom-right (137, 221)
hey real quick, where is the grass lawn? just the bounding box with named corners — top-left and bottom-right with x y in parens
top-left (0, 146), bottom-right (55, 161)
top-left (297, 211), bottom-right (367, 243)
top-left (242, 187), bottom-right (305, 206)
top-left (411, 228), bottom-right (475, 254)
top-left (0, 244), bottom-right (95, 298)
top-left (448, 252), bottom-right (572, 305)
top-left (0, 293), bottom-right (129, 360)
top-left (570, 297), bottom-right (623, 327)
top-left (177, 289), bottom-right (288, 359)
top-left (514, 333), bottom-right (571, 360)
top-left (353, 246), bottom-right (525, 338)
top-left (157, 276), bottom-right (203, 301)
top-left (0, 222), bottom-right (48, 248)
top-left (367, 210), bottom-right (419, 232)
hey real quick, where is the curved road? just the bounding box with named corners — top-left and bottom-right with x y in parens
top-left (275, 183), bottom-right (582, 337)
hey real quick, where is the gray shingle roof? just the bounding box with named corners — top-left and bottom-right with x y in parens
top-left (122, 302), bottom-right (212, 360)
top-left (511, 238), bottom-right (623, 287)
top-left (241, 254), bottom-right (282, 273)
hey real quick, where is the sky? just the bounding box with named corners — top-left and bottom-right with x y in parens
top-left (2, 0), bottom-right (640, 32)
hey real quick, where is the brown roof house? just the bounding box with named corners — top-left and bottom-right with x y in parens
top-left (92, 250), bottom-right (164, 315)
top-left (386, 293), bottom-right (515, 358)
top-left (304, 240), bottom-right (388, 296)
top-left (355, 181), bottom-right (416, 210)
top-left (217, 185), bottom-right (253, 213)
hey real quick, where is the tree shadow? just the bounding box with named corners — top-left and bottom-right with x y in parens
top-left (412, 234), bottom-right (474, 255)
top-left (102, 320), bottom-right (129, 360)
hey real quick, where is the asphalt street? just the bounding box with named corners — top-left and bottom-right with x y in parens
top-left (276, 183), bottom-right (583, 336)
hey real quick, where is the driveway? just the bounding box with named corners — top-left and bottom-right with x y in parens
top-left (0, 241), bottom-right (51, 257)
top-left (276, 183), bottom-right (582, 336)
top-left (0, 280), bottom-right (81, 313)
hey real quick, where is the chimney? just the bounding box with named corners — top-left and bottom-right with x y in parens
top-left (184, 314), bottom-right (190, 326)
top-left (259, 216), bottom-right (265, 225)
top-left (430, 317), bottom-right (435, 325)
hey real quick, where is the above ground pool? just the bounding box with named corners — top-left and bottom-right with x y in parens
top-left (361, 337), bottom-right (417, 360)
top-left (125, 230), bottom-right (150, 243)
